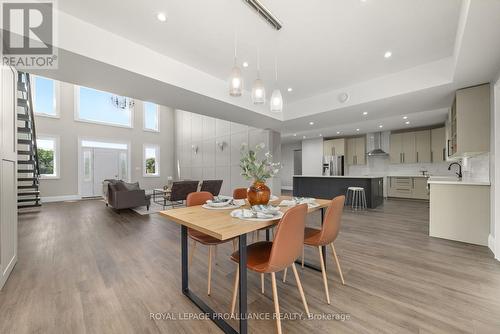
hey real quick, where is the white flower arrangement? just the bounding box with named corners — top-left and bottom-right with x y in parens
top-left (240, 143), bottom-right (281, 182)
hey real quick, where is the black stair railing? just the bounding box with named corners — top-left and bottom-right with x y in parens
top-left (24, 73), bottom-right (40, 179)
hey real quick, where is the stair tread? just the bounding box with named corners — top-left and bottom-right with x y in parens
top-left (18, 160), bottom-right (35, 164)
top-left (18, 169), bottom-right (35, 173)
top-left (17, 114), bottom-right (30, 121)
top-left (17, 139), bottom-right (32, 145)
top-left (17, 127), bottom-right (31, 133)
top-left (18, 191), bottom-right (40, 196)
top-left (17, 98), bottom-right (28, 107)
top-left (18, 204), bottom-right (42, 209)
top-left (17, 81), bottom-right (27, 92)
top-left (18, 198), bottom-right (40, 202)
top-left (18, 185), bottom-right (39, 189)
top-left (17, 150), bottom-right (33, 155)
top-left (18, 177), bottom-right (38, 181)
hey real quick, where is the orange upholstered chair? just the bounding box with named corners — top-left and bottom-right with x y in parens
top-left (230, 204), bottom-right (310, 334)
top-left (302, 195), bottom-right (346, 304)
top-left (187, 191), bottom-right (237, 295)
top-left (232, 187), bottom-right (247, 200)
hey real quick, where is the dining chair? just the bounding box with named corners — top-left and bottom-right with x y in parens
top-left (230, 204), bottom-right (310, 334)
top-left (232, 187), bottom-right (247, 200)
top-left (187, 191), bottom-right (237, 295)
top-left (200, 180), bottom-right (223, 196)
top-left (289, 195), bottom-right (346, 305)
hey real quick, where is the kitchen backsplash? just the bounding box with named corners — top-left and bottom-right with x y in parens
top-left (347, 153), bottom-right (490, 182)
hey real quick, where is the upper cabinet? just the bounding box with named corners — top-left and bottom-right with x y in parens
top-left (431, 127), bottom-right (446, 163)
top-left (346, 137), bottom-right (365, 165)
top-left (323, 138), bottom-right (345, 156)
top-left (390, 129), bottom-right (436, 164)
top-left (448, 84), bottom-right (490, 157)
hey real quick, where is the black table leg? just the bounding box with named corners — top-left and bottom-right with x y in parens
top-left (295, 207), bottom-right (327, 272)
top-left (180, 226), bottom-right (241, 334)
top-left (265, 229), bottom-right (270, 241)
top-left (238, 233), bottom-right (248, 334)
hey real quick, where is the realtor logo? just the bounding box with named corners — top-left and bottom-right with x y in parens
top-left (1, 0), bottom-right (57, 68)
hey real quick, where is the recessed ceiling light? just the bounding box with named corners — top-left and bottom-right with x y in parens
top-left (319, 134), bottom-right (322, 137)
top-left (293, 133), bottom-right (297, 137)
top-left (309, 121), bottom-right (314, 125)
top-left (303, 135), bottom-right (306, 139)
top-left (363, 111), bottom-right (368, 115)
top-left (242, 61), bottom-right (249, 68)
top-left (336, 131), bottom-right (341, 134)
top-left (287, 87), bottom-right (293, 92)
top-left (157, 12), bottom-right (167, 22)
top-left (356, 128), bottom-right (360, 132)
top-left (405, 121), bottom-right (410, 125)
top-left (403, 116), bottom-right (408, 120)
top-left (379, 125), bottom-right (383, 128)
top-left (384, 51), bottom-right (392, 58)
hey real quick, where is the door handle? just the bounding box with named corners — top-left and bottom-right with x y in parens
top-left (431, 151), bottom-right (433, 163)
top-left (416, 151), bottom-right (419, 162)
top-left (442, 148), bottom-right (445, 161)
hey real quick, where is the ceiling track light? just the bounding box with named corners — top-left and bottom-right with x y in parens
top-left (242, 0), bottom-right (282, 30)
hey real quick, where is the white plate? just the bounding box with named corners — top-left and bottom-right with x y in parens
top-left (230, 209), bottom-right (284, 221)
top-left (202, 203), bottom-right (242, 210)
top-left (269, 195), bottom-right (279, 201)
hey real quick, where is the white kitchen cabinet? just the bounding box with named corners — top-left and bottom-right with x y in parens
top-left (390, 133), bottom-right (402, 164)
top-left (415, 130), bottom-right (431, 163)
top-left (448, 84), bottom-right (490, 157)
top-left (323, 138), bottom-right (345, 156)
top-left (387, 176), bottom-right (429, 200)
top-left (431, 127), bottom-right (446, 162)
top-left (401, 132), bottom-right (416, 163)
top-left (346, 137), bottom-right (365, 165)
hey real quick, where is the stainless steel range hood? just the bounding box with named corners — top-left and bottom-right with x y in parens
top-left (366, 132), bottom-right (389, 156)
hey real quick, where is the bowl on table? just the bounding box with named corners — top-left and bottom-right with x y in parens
top-left (206, 197), bottom-right (232, 207)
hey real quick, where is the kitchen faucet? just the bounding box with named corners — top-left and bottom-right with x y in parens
top-left (448, 162), bottom-right (462, 179)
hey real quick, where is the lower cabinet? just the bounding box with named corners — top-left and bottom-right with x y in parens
top-left (387, 176), bottom-right (429, 200)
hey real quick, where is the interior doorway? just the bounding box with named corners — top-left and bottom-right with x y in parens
top-left (79, 139), bottom-right (130, 197)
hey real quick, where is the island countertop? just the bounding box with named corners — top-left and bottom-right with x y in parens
top-left (293, 175), bottom-right (384, 208)
top-left (294, 175), bottom-right (383, 179)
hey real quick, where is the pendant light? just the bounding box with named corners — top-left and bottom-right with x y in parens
top-left (229, 33), bottom-right (242, 97)
top-left (251, 49), bottom-right (266, 104)
top-left (270, 55), bottom-right (283, 112)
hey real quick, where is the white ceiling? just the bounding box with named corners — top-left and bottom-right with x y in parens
top-left (24, 0), bottom-right (500, 142)
top-left (58, 0), bottom-right (461, 103)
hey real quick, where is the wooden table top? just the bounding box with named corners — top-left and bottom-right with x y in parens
top-left (159, 196), bottom-right (331, 241)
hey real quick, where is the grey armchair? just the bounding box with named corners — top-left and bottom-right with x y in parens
top-left (103, 180), bottom-right (151, 210)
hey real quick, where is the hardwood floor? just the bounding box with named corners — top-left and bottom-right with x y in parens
top-left (1, 198), bottom-right (500, 333)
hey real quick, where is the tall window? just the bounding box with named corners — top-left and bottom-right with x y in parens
top-left (36, 135), bottom-right (59, 178)
top-left (76, 86), bottom-right (133, 127)
top-left (33, 76), bottom-right (58, 117)
top-left (143, 145), bottom-right (160, 177)
top-left (143, 102), bottom-right (159, 132)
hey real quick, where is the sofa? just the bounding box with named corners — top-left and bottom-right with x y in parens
top-left (103, 180), bottom-right (151, 210)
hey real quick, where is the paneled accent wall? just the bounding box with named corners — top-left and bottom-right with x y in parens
top-left (174, 110), bottom-right (278, 196)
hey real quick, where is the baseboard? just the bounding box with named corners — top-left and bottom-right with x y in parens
top-left (281, 186), bottom-right (293, 191)
top-left (41, 195), bottom-right (82, 203)
top-left (488, 234), bottom-right (498, 260)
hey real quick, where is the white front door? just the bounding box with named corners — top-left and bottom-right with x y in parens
top-left (80, 145), bottom-right (128, 197)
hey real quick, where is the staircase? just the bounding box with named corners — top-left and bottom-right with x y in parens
top-left (17, 72), bottom-right (41, 209)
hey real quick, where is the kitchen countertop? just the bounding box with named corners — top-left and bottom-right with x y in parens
top-left (427, 177), bottom-right (490, 186)
top-left (387, 175), bottom-right (430, 178)
top-left (294, 175), bottom-right (383, 179)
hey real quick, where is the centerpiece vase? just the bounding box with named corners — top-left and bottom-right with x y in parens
top-left (247, 180), bottom-right (270, 206)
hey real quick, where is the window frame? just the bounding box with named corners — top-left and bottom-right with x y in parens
top-left (32, 75), bottom-right (60, 118)
top-left (36, 134), bottom-right (60, 179)
top-left (74, 86), bottom-right (134, 129)
top-left (143, 144), bottom-right (160, 177)
top-left (143, 102), bottom-right (160, 133)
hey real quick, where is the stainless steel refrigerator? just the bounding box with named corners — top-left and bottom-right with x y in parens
top-left (322, 155), bottom-right (344, 176)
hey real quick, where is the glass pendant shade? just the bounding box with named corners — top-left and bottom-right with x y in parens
top-left (270, 89), bottom-right (283, 112)
top-left (229, 65), bottom-right (243, 96)
top-left (251, 78), bottom-right (266, 104)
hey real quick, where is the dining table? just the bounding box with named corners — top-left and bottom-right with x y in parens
top-left (159, 195), bottom-right (331, 334)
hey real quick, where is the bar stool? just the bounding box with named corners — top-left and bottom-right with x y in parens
top-left (345, 187), bottom-right (366, 211)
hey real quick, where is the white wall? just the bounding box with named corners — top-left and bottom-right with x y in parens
top-left (491, 75), bottom-right (500, 259)
top-left (281, 142), bottom-right (301, 190)
top-left (35, 80), bottom-right (175, 199)
top-left (301, 138), bottom-right (323, 176)
top-left (174, 110), bottom-right (280, 196)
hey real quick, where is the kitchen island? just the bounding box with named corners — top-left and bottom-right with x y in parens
top-left (293, 175), bottom-right (384, 208)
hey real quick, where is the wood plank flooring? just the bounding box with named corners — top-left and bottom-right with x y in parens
top-left (1, 198), bottom-right (500, 333)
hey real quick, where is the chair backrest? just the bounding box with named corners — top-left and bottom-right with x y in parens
top-left (186, 191), bottom-right (213, 207)
top-left (200, 180), bottom-right (223, 196)
top-left (232, 188), bottom-right (247, 200)
top-left (317, 195), bottom-right (345, 245)
top-left (266, 203), bottom-right (308, 272)
top-left (170, 181), bottom-right (200, 201)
